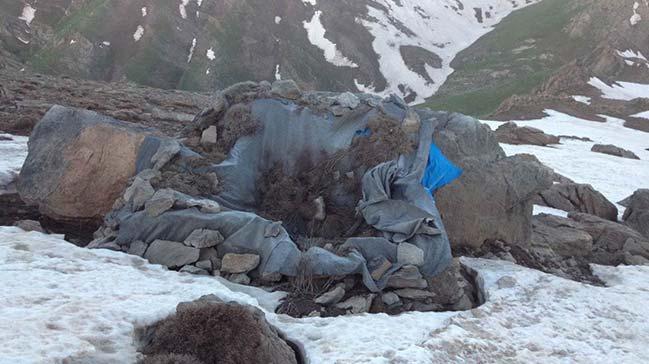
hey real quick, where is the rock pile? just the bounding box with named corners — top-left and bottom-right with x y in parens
top-left (494, 121), bottom-right (561, 146)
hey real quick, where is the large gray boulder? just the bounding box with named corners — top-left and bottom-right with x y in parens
top-left (433, 113), bottom-right (553, 249)
top-left (495, 122), bottom-right (560, 146)
top-left (18, 106), bottom-right (159, 220)
top-left (622, 189), bottom-right (649, 239)
top-left (137, 295), bottom-right (299, 364)
top-left (534, 183), bottom-right (618, 221)
top-left (532, 214), bottom-right (593, 257)
top-left (591, 144), bottom-right (640, 160)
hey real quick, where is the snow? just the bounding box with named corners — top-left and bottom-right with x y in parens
top-left (617, 49), bottom-right (648, 61)
top-left (19, 4), bottom-right (36, 26)
top-left (2, 227), bottom-right (649, 363)
top-left (275, 64), bottom-right (282, 81)
top-left (357, 0), bottom-right (540, 103)
top-left (275, 16), bottom-right (282, 24)
top-left (0, 134), bottom-right (28, 194)
top-left (533, 205), bottom-right (569, 218)
top-left (141, 7), bottom-right (147, 17)
top-left (482, 110), bottom-right (649, 213)
top-left (630, 2), bottom-right (642, 25)
top-left (572, 95), bottom-right (591, 105)
top-left (179, 0), bottom-right (190, 19)
top-left (588, 77), bottom-right (649, 101)
top-left (206, 47), bottom-right (215, 60)
top-left (133, 26), bottom-right (144, 42)
top-left (304, 11), bottom-right (358, 68)
top-left (187, 37), bottom-right (196, 63)
top-left (631, 110), bottom-right (649, 119)
top-left (102, 41), bottom-right (111, 47)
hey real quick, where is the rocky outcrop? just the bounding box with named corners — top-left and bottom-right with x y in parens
top-left (433, 113), bottom-right (553, 249)
top-left (17, 106), bottom-right (159, 221)
top-left (591, 144), bottom-right (640, 159)
top-left (137, 295), bottom-right (299, 364)
top-left (622, 189), bottom-right (649, 239)
top-left (534, 183), bottom-right (618, 221)
top-left (532, 214), bottom-right (593, 257)
top-left (494, 122), bottom-right (560, 146)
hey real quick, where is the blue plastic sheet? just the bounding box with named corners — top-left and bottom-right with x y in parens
top-left (421, 143), bottom-right (462, 195)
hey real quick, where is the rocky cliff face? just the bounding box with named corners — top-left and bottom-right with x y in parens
top-left (0, 0), bottom-right (540, 102)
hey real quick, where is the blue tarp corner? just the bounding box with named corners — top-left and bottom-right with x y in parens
top-left (421, 143), bottom-right (462, 195)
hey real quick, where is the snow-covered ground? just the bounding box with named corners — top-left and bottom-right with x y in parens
top-left (2, 227), bottom-right (649, 363)
top-left (482, 110), bottom-right (649, 217)
top-left (0, 134), bottom-right (28, 194)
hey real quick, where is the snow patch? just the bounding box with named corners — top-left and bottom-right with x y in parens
top-left (303, 11), bottom-right (358, 68)
top-left (141, 7), bottom-right (147, 17)
top-left (133, 25), bottom-right (145, 42)
top-left (630, 2), bottom-right (642, 25)
top-left (572, 95), bottom-right (591, 105)
top-left (589, 77), bottom-right (649, 101)
top-left (631, 110), bottom-right (649, 119)
top-left (19, 4), bottom-right (36, 26)
top-left (275, 64), bottom-right (281, 81)
top-left (533, 205), bottom-right (569, 218)
top-left (275, 16), bottom-right (282, 24)
top-left (0, 134), bottom-right (28, 194)
top-left (206, 47), bottom-right (215, 60)
top-left (187, 37), bottom-right (196, 63)
top-left (179, 0), bottom-right (190, 19)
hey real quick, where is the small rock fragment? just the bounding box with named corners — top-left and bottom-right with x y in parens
top-left (393, 288), bottom-right (435, 300)
top-left (200, 125), bottom-right (218, 146)
top-left (13, 220), bottom-right (45, 233)
top-left (397, 242), bottom-right (425, 266)
top-left (228, 273), bottom-right (251, 285)
top-left (179, 265), bottom-right (210, 275)
top-left (369, 256), bottom-right (393, 281)
top-left (381, 292), bottom-right (401, 306)
top-left (183, 229), bottom-right (224, 249)
top-left (387, 265), bottom-right (428, 289)
top-left (335, 294), bottom-right (375, 314)
top-left (221, 253), bottom-right (260, 274)
top-left (127, 240), bottom-right (148, 257)
top-left (314, 284), bottom-right (346, 306)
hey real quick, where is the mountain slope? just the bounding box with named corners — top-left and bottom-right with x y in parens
top-left (0, 0), bottom-right (540, 102)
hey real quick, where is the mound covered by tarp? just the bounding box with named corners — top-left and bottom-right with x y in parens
top-left (83, 82), bottom-right (461, 292)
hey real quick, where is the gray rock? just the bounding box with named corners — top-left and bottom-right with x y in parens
top-left (532, 214), bottom-right (594, 257)
top-left (228, 273), bottom-right (251, 285)
top-left (335, 294), bottom-right (375, 314)
top-left (432, 113), bottom-right (553, 249)
top-left (314, 284), bottom-right (345, 306)
top-left (335, 92), bottom-right (360, 109)
top-left (144, 240), bottom-right (200, 269)
top-left (221, 253), bottom-right (260, 274)
top-left (386, 265), bottom-right (428, 289)
top-left (123, 177), bottom-right (155, 211)
top-left (145, 189), bottom-right (176, 217)
top-left (427, 259), bottom-right (475, 306)
top-left (393, 288), bottom-right (435, 300)
top-left (199, 248), bottom-right (221, 269)
top-left (534, 183), bottom-right (618, 221)
top-left (381, 292), bottom-right (401, 306)
top-left (624, 252), bottom-right (649, 265)
top-left (397, 242), bottom-right (425, 266)
top-left (151, 139), bottom-right (181, 170)
top-left (200, 125), bottom-right (218, 146)
top-left (183, 229), bottom-right (224, 249)
top-left (369, 256), bottom-right (393, 281)
top-left (127, 240), bottom-right (148, 257)
top-left (271, 80), bottom-right (302, 100)
top-left (591, 144), bottom-right (640, 160)
top-left (195, 260), bottom-right (214, 271)
top-left (495, 122), bottom-right (560, 146)
top-left (179, 265), bottom-right (210, 275)
top-left (13, 220), bottom-right (45, 233)
top-left (622, 189), bottom-right (649, 239)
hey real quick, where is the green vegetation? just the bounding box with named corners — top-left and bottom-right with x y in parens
top-left (421, 0), bottom-right (590, 117)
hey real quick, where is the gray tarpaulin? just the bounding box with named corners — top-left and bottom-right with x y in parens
top-left (113, 96), bottom-right (452, 291)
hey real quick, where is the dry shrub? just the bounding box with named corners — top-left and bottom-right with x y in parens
top-left (139, 301), bottom-right (297, 364)
top-left (349, 113), bottom-right (415, 168)
top-left (217, 103), bottom-right (260, 153)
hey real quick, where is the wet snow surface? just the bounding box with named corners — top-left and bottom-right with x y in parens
top-left (1, 227), bottom-right (649, 363)
top-left (0, 134), bottom-right (28, 194)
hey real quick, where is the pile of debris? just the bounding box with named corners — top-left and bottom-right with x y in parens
top-left (15, 80), bottom-right (557, 317)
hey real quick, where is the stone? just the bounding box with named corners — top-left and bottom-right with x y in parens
top-left (334, 294), bottom-right (375, 314)
top-left (128, 240), bottom-right (148, 257)
top-left (13, 220), bottom-right (45, 233)
top-left (151, 139), bottom-right (181, 170)
top-left (393, 289), bottom-right (435, 300)
top-left (313, 196), bottom-right (326, 221)
top-left (624, 252), bottom-right (649, 265)
top-left (200, 125), bottom-right (218, 146)
top-left (137, 295), bottom-right (298, 364)
top-left (179, 265), bottom-right (210, 275)
top-left (591, 144), bottom-right (640, 159)
top-left (123, 177), bottom-right (155, 211)
top-left (314, 284), bottom-right (345, 306)
top-left (183, 229), bottom-right (224, 249)
top-left (195, 260), bottom-right (213, 271)
top-left (397, 243), bottom-right (425, 266)
top-left (381, 292), bottom-right (401, 306)
top-left (199, 248), bottom-right (221, 270)
top-left (387, 265), bottom-right (428, 289)
top-left (335, 92), bottom-right (360, 109)
top-left (17, 106), bottom-right (159, 220)
top-left (221, 253), bottom-right (260, 274)
top-left (261, 272), bottom-right (283, 282)
top-left (495, 122), bottom-right (560, 146)
top-left (402, 109), bottom-right (421, 134)
top-left (145, 189), bottom-right (176, 217)
top-left (369, 256), bottom-right (393, 281)
top-left (532, 214), bottom-right (594, 257)
top-left (622, 189), bottom-right (649, 239)
top-left (144, 240), bottom-right (200, 269)
top-left (426, 259), bottom-right (474, 306)
top-left (180, 197), bottom-right (222, 214)
top-left (271, 80), bottom-right (302, 100)
top-left (534, 183), bottom-right (618, 221)
top-left (228, 273), bottom-right (251, 285)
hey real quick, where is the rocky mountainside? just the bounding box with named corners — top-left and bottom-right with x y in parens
top-left (424, 0), bottom-right (649, 128)
top-left (0, 0), bottom-right (540, 103)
